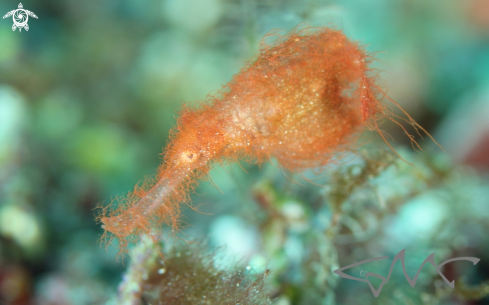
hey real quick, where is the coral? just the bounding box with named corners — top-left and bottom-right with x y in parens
top-left (247, 148), bottom-right (489, 304)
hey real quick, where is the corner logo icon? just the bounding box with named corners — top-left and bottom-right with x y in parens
top-left (3, 3), bottom-right (38, 32)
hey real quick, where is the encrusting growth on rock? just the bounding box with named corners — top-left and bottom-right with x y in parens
top-left (110, 237), bottom-right (273, 305)
top-left (97, 26), bottom-right (441, 257)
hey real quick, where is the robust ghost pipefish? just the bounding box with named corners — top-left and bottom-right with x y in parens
top-left (97, 26), bottom-right (441, 256)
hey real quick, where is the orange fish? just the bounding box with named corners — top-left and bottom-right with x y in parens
top-left (97, 26), bottom-right (440, 257)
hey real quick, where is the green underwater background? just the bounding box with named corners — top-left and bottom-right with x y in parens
top-left (1, 0), bottom-right (489, 304)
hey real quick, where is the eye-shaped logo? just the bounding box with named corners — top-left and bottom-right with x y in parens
top-left (3, 3), bottom-right (38, 32)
